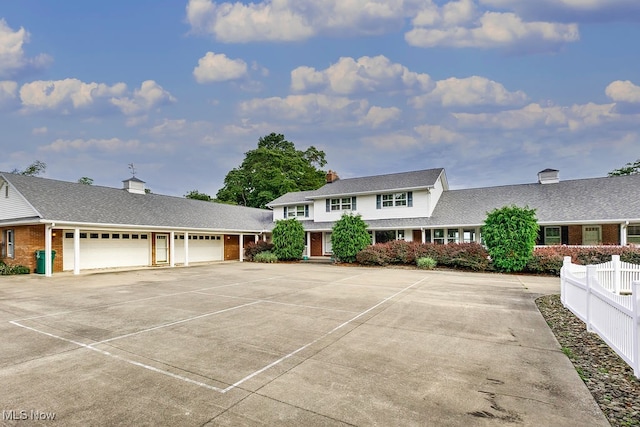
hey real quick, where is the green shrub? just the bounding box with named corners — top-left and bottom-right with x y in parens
top-left (0, 262), bottom-right (31, 275)
top-left (253, 251), bottom-right (278, 263)
top-left (416, 257), bottom-right (437, 270)
top-left (331, 213), bottom-right (371, 263)
top-left (483, 205), bottom-right (539, 272)
top-left (271, 218), bottom-right (306, 260)
top-left (244, 240), bottom-right (274, 261)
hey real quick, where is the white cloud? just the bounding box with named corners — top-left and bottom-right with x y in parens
top-left (605, 80), bottom-right (640, 103)
top-left (20, 79), bottom-right (127, 111)
top-left (453, 101), bottom-right (620, 131)
top-left (291, 55), bottom-right (433, 95)
top-left (41, 138), bottom-right (141, 153)
top-left (479, 0), bottom-right (640, 22)
top-left (361, 132), bottom-right (420, 149)
top-left (110, 80), bottom-right (176, 116)
top-left (193, 52), bottom-right (248, 83)
top-left (411, 75), bottom-right (527, 108)
top-left (360, 106), bottom-right (401, 128)
top-left (239, 93), bottom-right (369, 123)
top-left (31, 126), bottom-right (47, 135)
top-left (0, 80), bottom-right (17, 104)
top-left (186, 0), bottom-right (412, 42)
top-left (413, 124), bottom-right (463, 143)
top-left (0, 19), bottom-right (52, 77)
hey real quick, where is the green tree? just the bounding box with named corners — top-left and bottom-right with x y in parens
top-left (216, 133), bottom-right (327, 208)
top-left (77, 177), bottom-right (94, 185)
top-left (608, 159), bottom-right (640, 176)
top-left (271, 218), bottom-right (305, 260)
top-left (185, 190), bottom-right (212, 201)
top-left (483, 205), bottom-right (539, 272)
top-left (12, 160), bottom-right (47, 176)
top-left (331, 213), bottom-right (371, 263)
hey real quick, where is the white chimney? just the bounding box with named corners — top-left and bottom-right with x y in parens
top-left (537, 169), bottom-right (559, 184)
top-left (122, 177), bottom-right (146, 194)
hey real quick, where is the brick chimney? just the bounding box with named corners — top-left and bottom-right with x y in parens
top-left (326, 170), bottom-right (339, 184)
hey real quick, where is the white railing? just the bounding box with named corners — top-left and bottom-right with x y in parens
top-left (560, 256), bottom-right (640, 378)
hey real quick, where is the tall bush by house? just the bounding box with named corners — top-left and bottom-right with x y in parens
top-left (483, 205), bottom-right (539, 272)
top-left (331, 213), bottom-right (372, 263)
top-left (271, 218), bottom-right (306, 260)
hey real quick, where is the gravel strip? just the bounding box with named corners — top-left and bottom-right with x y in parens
top-left (536, 294), bottom-right (640, 427)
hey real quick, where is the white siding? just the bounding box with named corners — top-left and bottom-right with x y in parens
top-left (62, 231), bottom-right (151, 271)
top-left (272, 204), bottom-right (313, 222)
top-left (173, 234), bottom-right (223, 263)
top-left (0, 183), bottom-right (39, 220)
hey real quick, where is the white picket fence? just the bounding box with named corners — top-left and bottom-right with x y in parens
top-left (560, 255), bottom-right (640, 377)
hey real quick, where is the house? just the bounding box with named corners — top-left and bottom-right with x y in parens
top-left (2, 167), bottom-right (639, 276)
top-left (267, 168), bottom-right (640, 257)
top-left (0, 173), bottom-right (272, 276)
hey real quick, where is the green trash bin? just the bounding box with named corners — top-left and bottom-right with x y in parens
top-left (35, 250), bottom-right (56, 274)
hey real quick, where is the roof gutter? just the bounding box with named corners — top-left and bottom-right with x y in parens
top-left (36, 219), bottom-right (268, 234)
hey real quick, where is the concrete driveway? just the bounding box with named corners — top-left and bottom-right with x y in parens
top-left (0, 263), bottom-right (607, 426)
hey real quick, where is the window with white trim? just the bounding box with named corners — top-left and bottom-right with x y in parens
top-left (544, 227), bottom-right (561, 245)
top-left (331, 198), bottom-right (352, 211)
top-left (447, 229), bottom-right (459, 244)
top-left (287, 205), bottom-right (308, 218)
top-left (628, 225), bottom-right (640, 244)
top-left (4, 229), bottom-right (14, 258)
top-left (433, 229), bottom-right (445, 244)
top-left (382, 193), bottom-right (405, 207)
top-left (462, 229), bottom-right (475, 243)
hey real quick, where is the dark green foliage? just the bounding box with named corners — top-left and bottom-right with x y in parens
top-left (608, 159), bottom-right (640, 176)
top-left (483, 205), bottom-right (539, 272)
top-left (331, 214), bottom-right (371, 263)
top-left (0, 262), bottom-right (30, 275)
top-left (244, 240), bottom-right (275, 261)
top-left (184, 190), bottom-right (213, 201)
top-left (12, 160), bottom-right (47, 176)
top-left (271, 218), bottom-right (305, 260)
top-left (216, 133), bottom-right (327, 208)
top-left (77, 177), bottom-right (93, 185)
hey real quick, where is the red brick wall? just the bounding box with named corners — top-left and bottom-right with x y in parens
top-left (602, 224), bottom-right (620, 245)
top-left (0, 225), bottom-right (63, 273)
top-left (568, 226), bottom-right (582, 245)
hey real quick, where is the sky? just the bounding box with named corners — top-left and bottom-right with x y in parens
top-left (1, 0), bottom-right (639, 197)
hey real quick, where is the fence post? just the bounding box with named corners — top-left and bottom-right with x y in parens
top-left (633, 281), bottom-right (640, 379)
top-left (586, 265), bottom-right (597, 333)
top-left (561, 256), bottom-right (571, 306)
top-left (613, 255), bottom-right (621, 295)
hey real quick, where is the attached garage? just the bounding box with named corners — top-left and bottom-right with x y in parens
top-left (173, 234), bottom-right (223, 264)
top-left (62, 231), bottom-right (151, 271)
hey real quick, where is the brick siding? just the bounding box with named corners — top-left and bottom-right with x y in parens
top-left (0, 225), bottom-right (63, 273)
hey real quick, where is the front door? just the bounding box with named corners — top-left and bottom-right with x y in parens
top-left (412, 230), bottom-right (422, 243)
top-left (155, 234), bottom-right (169, 263)
top-left (224, 235), bottom-right (240, 260)
top-left (583, 226), bottom-right (602, 246)
top-left (310, 232), bottom-right (323, 256)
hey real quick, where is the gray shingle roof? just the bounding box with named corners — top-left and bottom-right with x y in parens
top-left (428, 174), bottom-right (640, 227)
top-left (2, 173), bottom-right (273, 232)
top-left (267, 168), bottom-right (445, 206)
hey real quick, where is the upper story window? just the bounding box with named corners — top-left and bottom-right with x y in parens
top-left (377, 192), bottom-right (413, 209)
top-left (284, 205), bottom-right (309, 218)
top-left (326, 197), bottom-right (356, 212)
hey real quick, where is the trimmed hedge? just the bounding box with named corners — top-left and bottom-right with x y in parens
top-left (356, 241), bottom-right (640, 276)
top-left (244, 240), bottom-right (274, 261)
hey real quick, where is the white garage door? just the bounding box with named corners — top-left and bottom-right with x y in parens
top-left (173, 234), bottom-right (223, 264)
top-left (63, 231), bottom-right (151, 271)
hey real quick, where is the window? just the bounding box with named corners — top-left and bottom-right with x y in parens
top-left (397, 230), bottom-right (405, 241)
top-left (286, 205), bottom-right (308, 218)
top-left (141, 234), bottom-right (148, 239)
top-left (447, 229), bottom-right (459, 244)
top-left (122, 234), bottom-right (130, 239)
top-left (5, 229), bottom-right (14, 258)
top-left (377, 192), bottom-right (412, 208)
top-left (463, 229), bottom-right (475, 243)
top-left (80, 233), bottom-right (87, 239)
top-left (331, 198), bottom-right (351, 211)
top-left (102, 233), bottom-right (110, 239)
top-left (112, 234), bottom-right (120, 239)
top-left (629, 225), bottom-right (640, 244)
top-left (90, 233), bottom-right (99, 239)
top-left (433, 229), bottom-right (445, 244)
top-left (65, 232), bottom-right (74, 239)
top-left (544, 227), bottom-right (561, 245)
top-left (132, 234), bottom-right (139, 239)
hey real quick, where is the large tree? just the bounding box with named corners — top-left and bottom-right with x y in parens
top-left (216, 133), bottom-right (327, 208)
top-left (12, 160), bottom-right (47, 176)
top-left (608, 159), bottom-right (640, 176)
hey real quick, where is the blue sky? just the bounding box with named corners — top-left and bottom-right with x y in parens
top-left (1, 0), bottom-right (639, 197)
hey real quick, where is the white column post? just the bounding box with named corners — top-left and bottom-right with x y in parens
top-left (421, 228), bottom-right (426, 244)
top-left (632, 281), bottom-right (640, 379)
top-left (44, 224), bottom-right (53, 277)
top-left (621, 223), bottom-right (628, 246)
top-left (306, 232), bottom-right (311, 258)
top-left (73, 228), bottom-right (80, 275)
top-left (586, 265), bottom-right (597, 332)
top-left (240, 234), bottom-right (244, 262)
top-left (169, 231), bottom-right (175, 267)
top-left (561, 256), bottom-right (571, 305)
top-left (613, 254), bottom-right (621, 294)
top-left (184, 232), bottom-right (189, 266)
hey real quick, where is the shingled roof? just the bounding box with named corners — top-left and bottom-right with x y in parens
top-left (1, 173), bottom-right (273, 232)
top-left (427, 174), bottom-right (640, 227)
top-left (267, 168), bottom-right (445, 206)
